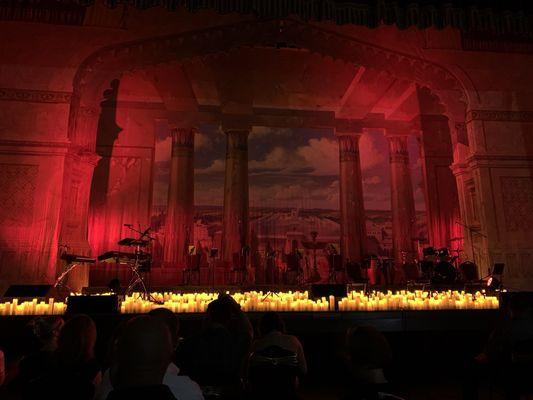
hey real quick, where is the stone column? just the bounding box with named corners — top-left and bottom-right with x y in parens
top-left (337, 131), bottom-right (367, 264)
top-left (386, 132), bottom-right (417, 266)
top-left (222, 129), bottom-right (249, 263)
top-left (59, 148), bottom-right (101, 292)
top-left (418, 115), bottom-right (461, 249)
top-left (163, 127), bottom-right (195, 269)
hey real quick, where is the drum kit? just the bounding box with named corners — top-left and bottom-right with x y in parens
top-left (421, 247), bottom-right (478, 284)
top-left (55, 224), bottom-right (156, 300)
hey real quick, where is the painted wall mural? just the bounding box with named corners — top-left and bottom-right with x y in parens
top-left (150, 123), bottom-right (427, 271)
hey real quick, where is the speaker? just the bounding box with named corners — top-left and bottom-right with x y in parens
top-left (66, 295), bottom-right (119, 314)
top-left (3, 284), bottom-right (53, 298)
top-left (310, 284), bottom-right (347, 299)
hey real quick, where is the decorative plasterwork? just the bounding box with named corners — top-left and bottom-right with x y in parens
top-left (73, 19), bottom-right (462, 94)
top-left (69, 18), bottom-right (466, 147)
top-left (0, 88), bottom-right (72, 104)
top-left (467, 110), bottom-right (533, 123)
top-left (501, 177), bottom-right (533, 233)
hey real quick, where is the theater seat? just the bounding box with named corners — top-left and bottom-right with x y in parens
top-left (247, 345), bottom-right (299, 400)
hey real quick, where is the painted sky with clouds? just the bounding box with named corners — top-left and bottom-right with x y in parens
top-left (153, 124), bottom-right (425, 211)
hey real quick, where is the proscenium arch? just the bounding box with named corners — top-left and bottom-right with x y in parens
top-left (68, 18), bottom-right (471, 150)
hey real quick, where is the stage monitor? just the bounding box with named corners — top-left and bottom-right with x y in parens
top-left (66, 294), bottom-right (119, 314)
top-left (3, 284), bottom-right (52, 298)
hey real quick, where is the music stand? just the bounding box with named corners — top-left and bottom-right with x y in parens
top-left (209, 248), bottom-right (218, 288)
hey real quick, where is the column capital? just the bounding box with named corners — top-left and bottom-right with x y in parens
top-left (334, 129), bottom-right (363, 138)
top-left (225, 129), bottom-right (249, 156)
top-left (68, 146), bottom-right (101, 166)
top-left (386, 134), bottom-right (410, 164)
top-left (170, 127), bottom-right (196, 149)
top-left (383, 128), bottom-right (414, 138)
top-left (336, 131), bottom-right (363, 163)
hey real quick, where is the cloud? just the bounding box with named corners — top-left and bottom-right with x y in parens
top-left (359, 134), bottom-right (386, 170)
top-left (249, 146), bottom-right (308, 174)
top-left (249, 180), bottom-right (340, 210)
top-left (195, 158), bottom-right (225, 174)
top-left (295, 138), bottom-right (338, 176)
top-left (194, 132), bottom-right (211, 151)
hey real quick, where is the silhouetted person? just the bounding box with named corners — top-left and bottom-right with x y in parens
top-left (252, 312), bottom-right (307, 375)
top-left (55, 314), bottom-right (101, 399)
top-left (248, 312), bottom-right (307, 399)
top-left (341, 325), bottom-right (393, 400)
top-left (177, 294), bottom-right (252, 398)
top-left (107, 315), bottom-right (176, 400)
top-left (463, 294), bottom-right (533, 400)
top-left (6, 316), bottom-right (64, 396)
top-left (17, 315), bottom-right (99, 400)
top-left (107, 278), bottom-right (121, 294)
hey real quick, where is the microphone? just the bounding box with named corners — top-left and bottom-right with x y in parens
top-left (124, 224), bottom-right (133, 227)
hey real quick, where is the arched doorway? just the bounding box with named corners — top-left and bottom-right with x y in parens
top-left (61, 18), bottom-right (472, 289)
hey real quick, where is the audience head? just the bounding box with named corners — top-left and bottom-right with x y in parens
top-left (148, 307), bottom-right (180, 350)
top-left (346, 325), bottom-right (391, 369)
top-left (56, 314), bottom-right (96, 367)
top-left (259, 312), bottom-right (285, 336)
top-left (112, 315), bottom-right (172, 388)
top-left (25, 316), bottom-right (64, 353)
top-left (107, 278), bottom-right (121, 294)
top-left (207, 298), bottom-right (233, 326)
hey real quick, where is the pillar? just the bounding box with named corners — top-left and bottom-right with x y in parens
top-left (163, 127), bottom-right (195, 270)
top-left (337, 131), bottom-right (367, 264)
top-left (418, 115), bottom-right (462, 249)
top-left (386, 132), bottom-right (417, 266)
top-left (59, 148), bottom-right (101, 292)
top-left (222, 129), bottom-right (249, 263)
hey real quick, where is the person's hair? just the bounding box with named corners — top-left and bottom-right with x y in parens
top-left (105, 318), bottom-right (129, 366)
top-left (259, 312), bottom-right (285, 336)
top-left (113, 315), bottom-right (172, 387)
top-left (25, 316), bottom-right (64, 350)
top-left (56, 314), bottom-right (97, 367)
top-left (148, 307), bottom-right (180, 349)
top-left (346, 325), bottom-right (392, 368)
top-left (207, 298), bottom-right (232, 325)
top-left (107, 278), bottom-right (120, 293)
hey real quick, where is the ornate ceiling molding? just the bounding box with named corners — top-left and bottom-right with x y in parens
top-left (0, 88), bottom-right (72, 104)
top-left (74, 19), bottom-right (463, 94)
top-left (467, 110), bottom-right (533, 123)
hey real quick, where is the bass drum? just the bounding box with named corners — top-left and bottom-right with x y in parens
top-left (432, 261), bottom-right (457, 284)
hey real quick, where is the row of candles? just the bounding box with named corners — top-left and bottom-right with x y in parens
top-left (338, 290), bottom-right (499, 311)
top-left (0, 290), bottom-right (499, 316)
top-left (0, 298), bottom-right (66, 316)
top-left (121, 291), bottom-right (334, 314)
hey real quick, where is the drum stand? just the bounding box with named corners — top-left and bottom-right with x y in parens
top-left (53, 263), bottom-right (78, 295)
top-left (125, 260), bottom-right (150, 299)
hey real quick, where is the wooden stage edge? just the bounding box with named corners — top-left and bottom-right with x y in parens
top-left (0, 310), bottom-right (500, 334)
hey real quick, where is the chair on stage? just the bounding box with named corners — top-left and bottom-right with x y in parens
top-left (328, 254), bottom-right (344, 283)
top-left (228, 252), bottom-right (247, 285)
top-left (183, 254), bottom-right (201, 285)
